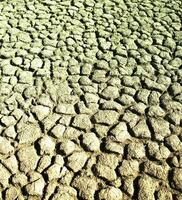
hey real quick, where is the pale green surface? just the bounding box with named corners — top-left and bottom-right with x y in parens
top-left (0, 0), bottom-right (182, 199)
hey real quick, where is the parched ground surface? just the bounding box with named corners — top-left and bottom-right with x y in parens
top-left (0, 0), bottom-right (182, 199)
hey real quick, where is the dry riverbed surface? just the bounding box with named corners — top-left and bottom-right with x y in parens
top-left (0, 0), bottom-right (182, 199)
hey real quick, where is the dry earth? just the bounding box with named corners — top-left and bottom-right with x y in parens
top-left (0, 0), bottom-right (182, 199)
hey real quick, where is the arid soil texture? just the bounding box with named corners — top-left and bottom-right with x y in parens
top-left (0, 0), bottom-right (182, 199)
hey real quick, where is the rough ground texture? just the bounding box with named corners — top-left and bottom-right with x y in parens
top-left (0, 0), bottom-right (182, 199)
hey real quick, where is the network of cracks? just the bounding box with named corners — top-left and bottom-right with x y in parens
top-left (0, 0), bottom-right (182, 199)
